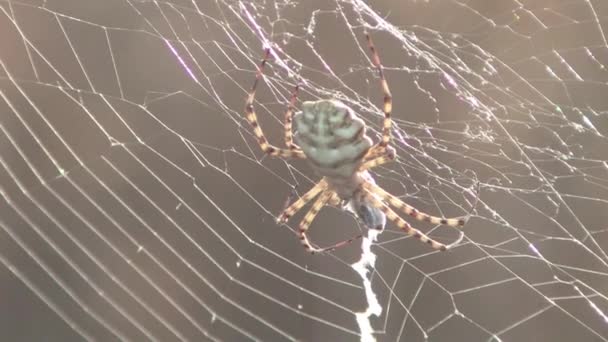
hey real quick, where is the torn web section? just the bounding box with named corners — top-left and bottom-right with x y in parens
top-left (0, 0), bottom-right (608, 341)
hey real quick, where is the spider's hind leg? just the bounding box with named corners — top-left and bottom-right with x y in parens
top-left (283, 84), bottom-right (300, 150)
top-left (277, 179), bottom-right (327, 223)
top-left (361, 145), bottom-right (396, 171)
top-left (244, 49), bottom-right (305, 159)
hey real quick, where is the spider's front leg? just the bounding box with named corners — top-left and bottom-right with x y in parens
top-left (244, 49), bottom-right (305, 159)
top-left (277, 179), bottom-right (327, 223)
top-left (363, 181), bottom-right (470, 227)
top-left (298, 191), bottom-right (365, 254)
top-left (361, 188), bottom-right (458, 251)
top-left (297, 191), bottom-right (332, 254)
top-left (283, 84), bottom-right (300, 150)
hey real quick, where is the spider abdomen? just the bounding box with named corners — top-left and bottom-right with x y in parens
top-left (294, 99), bottom-right (373, 182)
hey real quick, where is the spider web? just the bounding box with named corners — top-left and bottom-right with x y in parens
top-left (1, 0), bottom-right (607, 341)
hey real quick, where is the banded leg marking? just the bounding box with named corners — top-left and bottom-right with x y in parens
top-left (244, 49), bottom-right (305, 159)
top-left (362, 189), bottom-right (450, 251)
top-left (362, 182), bottom-right (468, 227)
top-left (299, 191), bottom-right (332, 253)
top-left (277, 179), bottom-right (327, 223)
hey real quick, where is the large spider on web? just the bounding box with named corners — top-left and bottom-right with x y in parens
top-left (244, 33), bottom-right (476, 254)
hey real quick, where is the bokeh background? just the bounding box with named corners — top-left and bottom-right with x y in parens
top-left (1, 0), bottom-right (607, 341)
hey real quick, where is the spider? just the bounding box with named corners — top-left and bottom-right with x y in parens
top-left (244, 33), bottom-right (472, 254)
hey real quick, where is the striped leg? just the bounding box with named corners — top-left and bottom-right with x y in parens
top-left (361, 144), bottom-right (385, 163)
top-left (328, 192), bottom-right (341, 207)
top-left (298, 191), bottom-right (332, 253)
top-left (362, 182), bottom-right (468, 227)
top-left (362, 189), bottom-right (454, 251)
top-left (361, 146), bottom-right (396, 170)
top-left (366, 33), bottom-right (392, 148)
top-left (277, 179), bottom-right (327, 223)
top-left (284, 84), bottom-right (300, 149)
top-left (245, 49), bottom-right (305, 159)
top-left (299, 191), bottom-right (363, 254)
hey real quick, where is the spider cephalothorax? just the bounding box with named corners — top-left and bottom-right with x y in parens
top-left (243, 33), bottom-right (471, 254)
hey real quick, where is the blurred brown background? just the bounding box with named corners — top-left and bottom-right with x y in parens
top-left (1, 0), bottom-right (607, 341)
